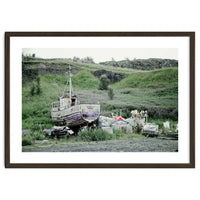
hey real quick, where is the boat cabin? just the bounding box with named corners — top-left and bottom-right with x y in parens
top-left (52, 95), bottom-right (78, 111)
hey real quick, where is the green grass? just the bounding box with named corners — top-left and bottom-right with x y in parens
top-left (22, 134), bottom-right (33, 146)
top-left (82, 86), bottom-right (178, 119)
top-left (22, 68), bottom-right (178, 132)
top-left (78, 128), bottom-right (113, 141)
top-left (36, 70), bottom-right (100, 89)
top-left (22, 75), bottom-right (60, 131)
top-left (22, 71), bottom-right (100, 131)
top-left (33, 131), bottom-right (45, 140)
top-left (72, 70), bottom-right (99, 89)
top-left (112, 68), bottom-right (178, 89)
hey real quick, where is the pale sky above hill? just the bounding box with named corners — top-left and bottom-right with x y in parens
top-left (22, 48), bottom-right (178, 63)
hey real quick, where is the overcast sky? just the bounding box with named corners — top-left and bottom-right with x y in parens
top-left (22, 48), bottom-right (178, 63)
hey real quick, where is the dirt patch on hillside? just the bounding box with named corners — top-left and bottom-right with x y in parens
top-left (92, 69), bottom-right (125, 83)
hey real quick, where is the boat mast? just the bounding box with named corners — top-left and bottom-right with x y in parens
top-left (69, 65), bottom-right (72, 101)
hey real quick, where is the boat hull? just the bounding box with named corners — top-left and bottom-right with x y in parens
top-left (51, 104), bottom-right (100, 127)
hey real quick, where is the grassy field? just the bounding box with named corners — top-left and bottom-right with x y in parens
top-left (22, 66), bottom-right (178, 132)
top-left (112, 68), bottom-right (178, 89)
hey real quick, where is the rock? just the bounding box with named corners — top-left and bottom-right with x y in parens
top-left (35, 140), bottom-right (49, 144)
top-left (174, 124), bottom-right (178, 132)
top-left (124, 118), bottom-right (136, 126)
top-left (166, 132), bottom-right (178, 138)
top-left (112, 124), bottom-right (126, 132)
top-left (92, 69), bottom-right (125, 83)
top-left (42, 140), bottom-right (49, 143)
top-left (98, 116), bottom-right (115, 127)
top-left (142, 123), bottom-right (159, 136)
top-left (126, 124), bottom-right (133, 133)
top-left (163, 121), bottom-right (170, 129)
top-left (162, 121), bottom-right (170, 134)
top-left (43, 128), bottom-right (52, 136)
top-left (112, 120), bottom-right (133, 133)
top-left (98, 115), bottom-right (145, 133)
top-left (35, 140), bottom-right (42, 144)
top-left (125, 118), bottom-right (145, 129)
top-left (22, 129), bottom-right (30, 135)
top-left (102, 127), bottom-right (113, 134)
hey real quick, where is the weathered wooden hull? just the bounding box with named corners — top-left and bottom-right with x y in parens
top-left (51, 104), bottom-right (100, 127)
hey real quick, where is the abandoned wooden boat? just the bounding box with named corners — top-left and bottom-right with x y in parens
top-left (51, 66), bottom-right (100, 128)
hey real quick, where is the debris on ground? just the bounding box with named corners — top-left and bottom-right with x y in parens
top-left (163, 121), bottom-right (170, 129)
top-left (162, 122), bottom-right (178, 138)
top-left (164, 132), bottom-right (178, 139)
top-left (125, 117), bottom-right (145, 129)
top-left (40, 110), bottom-right (178, 139)
top-left (112, 120), bottom-right (132, 133)
top-left (98, 116), bottom-right (115, 127)
top-left (43, 126), bottom-right (74, 138)
top-left (114, 116), bottom-right (124, 121)
top-left (162, 121), bottom-right (170, 134)
top-left (98, 110), bottom-right (146, 134)
top-left (142, 123), bottom-right (159, 137)
top-left (174, 124), bottom-right (178, 132)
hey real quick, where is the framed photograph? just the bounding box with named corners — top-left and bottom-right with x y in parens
top-left (5, 32), bottom-right (195, 168)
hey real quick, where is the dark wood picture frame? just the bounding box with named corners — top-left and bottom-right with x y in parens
top-left (5, 32), bottom-right (195, 168)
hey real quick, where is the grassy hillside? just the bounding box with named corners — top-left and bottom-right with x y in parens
top-left (22, 59), bottom-right (139, 74)
top-left (72, 70), bottom-right (100, 89)
top-left (22, 67), bottom-right (178, 132)
top-left (40, 70), bottom-right (100, 89)
top-left (112, 68), bottom-right (178, 89)
top-left (22, 71), bottom-right (99, 131)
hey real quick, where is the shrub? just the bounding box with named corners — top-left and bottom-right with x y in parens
top-left (99, 74), bottom-right (110, 90)
top-left (29, 76), bottom-right (42, 96)
top-left (30, 83), bottom-right (35, 96)
top-left (108, 88), bottom-right (114, 100)
top-left (78, 128), bottom-right (112, 141)
top-left (101, 102), bottom-right (178, 121)
top-left (135, 123), bottom-right (143, 134)
top-left (36, 76), bottom-right (42, 95)
top-left (147, 108), bottom-right (178, 121)
top-left (22, 134), bottom-right (33, 146)
top-left (34, 131), bottom-right (45, 140)
top-left (113, 130), bottom-right (124, 139)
